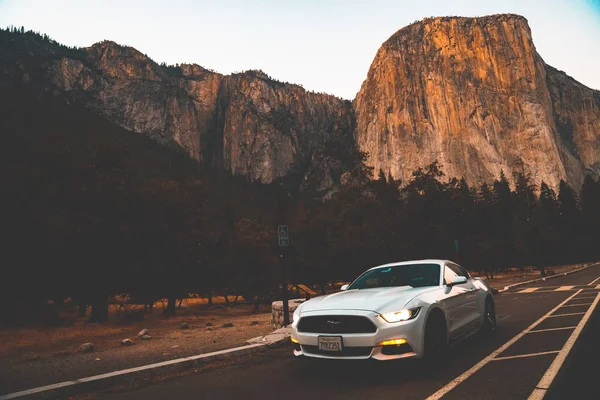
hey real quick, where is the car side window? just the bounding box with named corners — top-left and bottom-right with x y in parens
top-left (449, 264), bottom-right (469, 279)
top-left (457, 266), bottom-right (471, 279)
top-left (445, 263), bottom-right (468, 285)
top-left (444, 265), bottom-right (459, 285)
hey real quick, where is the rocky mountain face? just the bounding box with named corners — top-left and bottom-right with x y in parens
top-left (355, 14), bottom-right (600, 189)
top-left (2, 14), bottom-right (599, 190)
top-left (2, 37), bottom-right (353, 184)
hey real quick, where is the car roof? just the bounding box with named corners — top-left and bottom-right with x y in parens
top-left (365, 259), bottom-right (450, 272)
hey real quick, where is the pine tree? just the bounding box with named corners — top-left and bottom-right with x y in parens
top-left (580, 176), bottom-right (600, 260)
top-left (539, 182), bottom-right (559, 219)
top-left (557, 180), bottom-right (581, 263)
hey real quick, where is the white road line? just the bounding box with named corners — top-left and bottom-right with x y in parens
top-left (547, 312), bottom-right (586, 318)
top-left (528, 326), bottom-right (577, 333)
top-left (587, 276), bottom-right (600, 285)
top-left (0, 343), bottom-right (267, 400)
top-left (528, 292), bottom-right (600, 400)
top-left (492, 350), bottom-right (560, 361)
top-left (560, 303), bottom-right (592, 307)
top-left (596, 284), bottom-right (600, 289)
top-left (424, 290), bottom-right (582, 400)
top-left (519, 288), bottom-right (540, 293)
top-left (555, 286), bottom-right (574, 291)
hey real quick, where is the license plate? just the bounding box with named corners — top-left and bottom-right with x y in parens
top-left (318, 336), bottom-right (343, 352)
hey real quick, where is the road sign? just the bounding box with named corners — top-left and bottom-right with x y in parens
top-left (278, 225), bottom-right (289, 247)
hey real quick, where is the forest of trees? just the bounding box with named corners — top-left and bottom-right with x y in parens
top-left (3, 127), bottom-right (599, 325)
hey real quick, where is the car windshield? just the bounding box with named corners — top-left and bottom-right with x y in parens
top-left (348, 263), bottom-right (441, 289)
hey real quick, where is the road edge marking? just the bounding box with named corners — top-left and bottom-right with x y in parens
top-left (587, 276), bottom-right (600, 285)
top-left (492, 350), bottom-right (560, 361)
top-left (519, 288), bottom-right (540, 293)
top-left (424, 290), bottom-right (582, 400)
top-left (546, 312), bottom-right (586, 318)
top-left (528, 326), bottom-right (577, 333)
top-left (499, 263), bottom-right (599, 292)
top-left (528, 292), bottom-right (600, 400)
top-left (0, 341), bottom-right (281, 400)
top-left (555, 286), bottom-right (575, 291)
top-left (560, 303), bottom-right (593, 307)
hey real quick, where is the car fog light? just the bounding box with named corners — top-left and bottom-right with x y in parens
top-left (379, 338), bottom-right (407, 346)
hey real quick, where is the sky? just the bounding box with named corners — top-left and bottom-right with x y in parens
top-left (0, 0), bottom-right (599, 99)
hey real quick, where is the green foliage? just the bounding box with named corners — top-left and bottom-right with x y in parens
top-left (1, 25), bottom-right (80, 53)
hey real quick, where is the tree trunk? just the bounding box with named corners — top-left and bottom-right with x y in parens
top-left (78, 303), bottom-right (87, 318)
top-left (88, 295), bottom-right (108, 322)
top-left (233, 295), bottom-right (239, 305)
top-left (164, 296), bottom-right (176, 316)
top-left (177, 298), bottom-right (183, 308)
top-left (254, 297), bottom-right (260, 313)
top-left (224, 291), bottom-right (230, 306)
top-left (207, 290), bottom-right (213, 306)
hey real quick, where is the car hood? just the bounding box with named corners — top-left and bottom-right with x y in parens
top-left (300, 286), bottom-right (438, 313)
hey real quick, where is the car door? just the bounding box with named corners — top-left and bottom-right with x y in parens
top-left (453, 264), bottom-right (481, 330)
top-left (441, 263), bottom-right (479, 339)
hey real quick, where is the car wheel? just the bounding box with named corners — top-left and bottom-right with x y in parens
top-left (483, 297), bottom-right (497, 333)
top-left (423, 312), bottom-right (447, 365)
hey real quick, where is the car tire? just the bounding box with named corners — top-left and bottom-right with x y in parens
top-left (423, 312), bottom-right (447, 366)
top-left (483, 297), bottom-right (497, 333)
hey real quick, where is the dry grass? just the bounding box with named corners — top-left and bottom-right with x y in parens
top-left (0, 296), bottom-right (271, 360)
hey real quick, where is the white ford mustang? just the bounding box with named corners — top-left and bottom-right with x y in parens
top-left (290, 259), bottom-right (496, 361)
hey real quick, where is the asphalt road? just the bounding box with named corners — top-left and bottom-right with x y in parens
top-left (56, 265), bottom-right (600, 400)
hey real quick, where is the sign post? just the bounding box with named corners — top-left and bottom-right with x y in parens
top-left (278, 225), bottom-right (289, 247)
top-left (278, 225), bottom-right (290, 326)
top-left (455, 238), bottom-right (460, 264)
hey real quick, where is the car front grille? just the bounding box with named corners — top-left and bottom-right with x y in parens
top-left (297, 315), bottom-right (377, 334)
top-left (301, 345), bottom-right (373, 358)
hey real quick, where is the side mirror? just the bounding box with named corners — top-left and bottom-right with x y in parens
top-left (447, 276), bottom-right (468, 287)
top-left (340, 284), bottom-right (349, 291)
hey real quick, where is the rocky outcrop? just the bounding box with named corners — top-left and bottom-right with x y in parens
top-left (546, 65), bottom-right (600, 180)
top-left (354, 14), bottom-right (600, 189)
top-left (214, 71), bottom-right (353, 182)
top-left (48, 41), bottom-right (223, 163)
top-left (46, 41), bottom-right (353, 183)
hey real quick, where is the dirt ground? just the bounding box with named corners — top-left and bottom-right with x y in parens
top-left (0, 297), bottom-right (274, 394)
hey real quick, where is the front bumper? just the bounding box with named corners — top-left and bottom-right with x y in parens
top-left (290, 309), bottom-right (426, 360)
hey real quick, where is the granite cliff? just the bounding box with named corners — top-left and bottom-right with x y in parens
top-left (354, 14), bottom-right (600, 189)
top-left (45, 41), bottom-right (354, 183)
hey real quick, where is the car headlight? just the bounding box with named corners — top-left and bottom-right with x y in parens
top-left (292, 307), bottom-right (301, 327)
top-left (380, 307), bottom-right (421, 323)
